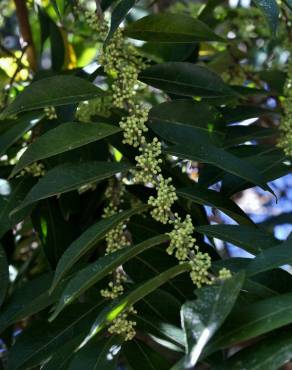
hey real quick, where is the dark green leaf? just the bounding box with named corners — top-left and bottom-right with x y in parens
top-left (125, 13), bottom-right (224, 43)
top-left (83, 263), bottom-right (191, 345)
top-left (253, 0), bottom-right (279, 34)
top-left (50, 205), bottom-right (148, 292)
top-left (68, 336), bottom-right (121, 370)
top-left (177, 186), bottom-right (254, 226)
top-left (196, 225), bottom-right (280, 255)
top-left (11, 122), bottom-right (121, 176)
top-left (51, 235), bottom-right (169, 319)
top-left (0, 243), bottom-right (8, 307)
top-left (165, 143), bottom-right (272, 193)
top-left (139, 62), bottom-right (237, 98)
top-left (1, 76), bottom-right (105, 118)
top-left (0, 112), bottom-right (43, 157)
top-left (124, 339), bottom-right (170, 370)
top-left (178, 273), bottom-right (244, 369)
top-left (246, 238), bottom-right (292, 276)
top-left (14, 161), bottom-right (131, 211)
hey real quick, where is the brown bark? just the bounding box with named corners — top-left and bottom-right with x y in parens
top-left (14, 0), bottom-right (37, 71)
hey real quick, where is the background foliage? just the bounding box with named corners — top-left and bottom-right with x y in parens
top-left (0, 0), bottom-right (291, 369)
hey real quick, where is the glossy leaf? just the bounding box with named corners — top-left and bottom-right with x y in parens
top-left (14, 161), bottom-right (131, 211)
top-left (125, 13), bottom-right (224, 43)
top-left (50, 204), bottom-right (148, 292)
top-left (165, 143), bottom-right (272, 193)
top-left (178, 273), bottom-right (244, 369)
top-left (0, 243), bottom-right (8, 307)
top-left (196, 224), bottom-right (280, 255)
top-left (68, 336), bottom-right (121, 370)
top-left (83, 263), bottom-right (191, 345)
top-left (139, 62), bottom-right (237, 98)
top-left (246, 238), bottom-right (292, 276)
top-left (51, 234), bottom-right (169, 319)
top-left (1, 76), bottom-right (105, 118)
top-left (177, 186), bottom-right (254, 225)
top-left (11, 122), bottom-right (121, 176)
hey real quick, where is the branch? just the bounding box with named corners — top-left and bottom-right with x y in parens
top-left (13, 0), bottom-right (37, 71)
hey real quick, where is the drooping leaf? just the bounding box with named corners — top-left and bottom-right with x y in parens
top-left (208, 292), bottom-right (292, 353)
top-left (125, 13), bottom-right (224, 43)
top-left (246, 238), bottom-right (292, 276)
top-left (13, 161), bottom-right (132, 211)
top-left (106, 0), bottom-right (136, 43)
top-left (124, 339), bottom-right (171, 370)
top-left (177, 186), bottom-right (254, 226)
top-left (0, 112), bottom-right (43, 157)
top-left (176, 273), bottom-right (244, 369)
top-left (214, 329), bottom-right (292, 370)
top-left (196, 225), bottom-right (280, 255)
top-left (68, 336), bottom-right (122, 370)
top-left (0, 177), bottom-right (36, 238)
top-left (0, 243), bottom-right (8, 307)
top-left (7, 303), bottom-right (103, 370)
top-left (50, 234), bottom-right (169, 319)
top-left (165, 143), bottom-right (272, 194)
top-left (82, 263), bottom-right (191, 345)
top-left (11, 122), bottom-right (121, 176)
top-left (1, 76), bottom-right (105, 118)
top-left (50, 204), bottom-right (148, 292)
top-left (139, 62), bottom-right (237, 98)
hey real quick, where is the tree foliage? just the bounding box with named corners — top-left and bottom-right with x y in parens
top-left (0, 0), bottom-right (291, 369)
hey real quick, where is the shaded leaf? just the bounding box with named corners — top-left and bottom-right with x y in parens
top-left (253, 0), bottom-right (279, 34)
top-left (0, 243), bottom-right (8, 307)
top-left (11, 122), bottom-right (120, 176)
top-left (51, 234), bottom-right (169, 319)
top-left (1, 76), bottom-right (105, 118)
top-left (50, 204), bottom-right (148, 292)
top-left (125, 13), bottom-right (224, 43)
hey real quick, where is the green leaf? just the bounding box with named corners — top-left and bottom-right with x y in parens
top-left (0, 273), bottom-right (68, 333)
top-left (148, 100), bottom-right (223, 146)
top-left (13, 161), bottom-right (131, 212)
top-left (1, 76), bottom-right (105, 118)
top-left (139, 62), bottom-right (237, 98)
top-left (253, 0), bottom-right (279, 34)
top-left (0, 243), bottom-right (8, 307)
top-left (124, 339), bottom-right (171, 370)
top-left (246, 238), bottom-right (292, 276)
top-left (7, 303), bottom-right (103, 370)
top-left (177, 273), bottom-right (244, 369)
top-left (0, 177), bottom-right (36, 238)
top-left (106, 0), bottom-right (136, 43)
top-left (177, 185), bottom-right (254, 226)
top-left (11, 122), bottom-right (121, 176)
top-left (68, 336), bottom-right (121, 370)
top-left (208, 292), bottom-right (292, 353)
top-left (50, 205), bottom-right (148, 292)
top-left (0, 112), bottom-right (43, 157)
top-left (165, 143), bottom-right (272, 194)
top-left (215, 329), bottom-right (292, 370)
top-left (196, 225), bottom-right (280, 255)
top-left (82, 263), bottom-right (191, 345)
top-left (50, 235), bottom-right (169, 320)
top-left (125, 13), bottom-right (224, 43)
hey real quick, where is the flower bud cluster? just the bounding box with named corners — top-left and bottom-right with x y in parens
top-left (44, 106), bottom-right (57, 120)
top-left (148, 176), bottom-right (177, 224)
top-left (218, 267), bottom-right (232, 280)
top-left (166, 214), bottom-right (196, 260)
top-left (20, 162), bottom-right (45, 177)
top-left (278, 61), bottom-right (292, 157)
top-left (134, 138), bottom-right (163, 184)
top-left (190, 247), bottom-right (212, 288)
top-left (100, 271), bottom-right (126, 299)
top-left (108, 307), bottom-right (137, 341)
top-left (119, 105), bottom-right (149, 147)
top-left (100, 28), bottom-right (145, 108)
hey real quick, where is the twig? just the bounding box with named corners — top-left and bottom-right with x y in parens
top-left (13, 0), bottom-right (37, 71)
